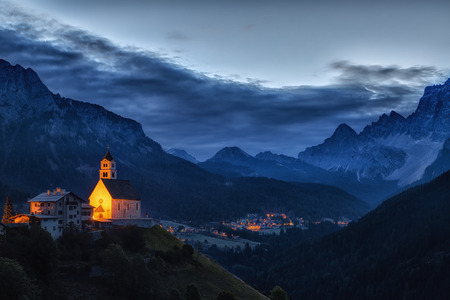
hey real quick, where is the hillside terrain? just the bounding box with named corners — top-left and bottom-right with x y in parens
top-left (0, 225), bottom-right (267, 300)
top-left (245, 170), bottom-right (450, 299)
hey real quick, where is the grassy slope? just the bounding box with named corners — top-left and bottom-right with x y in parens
top-left (145, 226), bottom-right (268, 300)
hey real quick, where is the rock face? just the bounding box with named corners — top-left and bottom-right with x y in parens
top-left (298, 79), bottom-right (450, 188)
top-left (0, 59), bottom-right (199, 207)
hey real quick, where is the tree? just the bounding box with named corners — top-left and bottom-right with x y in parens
top-left (217, 290), bottom-right (237, 300)
top-left (0, 225), bottom-right (59, 281)
top-left (0, 257), bottom-right (39, 299)
top-left (185, 284), bottom-right (201, 300)
top-left (2, 196), bottom-right (15, 224)
top-left (270, 286), bottom-right (288, 300)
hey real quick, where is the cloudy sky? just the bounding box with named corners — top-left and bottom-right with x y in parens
top-left (0, 0), bottom-right (449, 160)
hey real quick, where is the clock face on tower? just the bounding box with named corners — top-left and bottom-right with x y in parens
top-left (99, 199), bottom-right (103, 204)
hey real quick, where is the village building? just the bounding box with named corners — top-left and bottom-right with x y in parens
top-left (11, 188), bottom-right (93, 239)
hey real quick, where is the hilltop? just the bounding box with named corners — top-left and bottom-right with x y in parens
top-left (0, 224), bottom-right (267, 299)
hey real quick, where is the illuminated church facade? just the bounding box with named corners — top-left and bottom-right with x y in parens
top-left (89, 149), bottom-right (142, 220)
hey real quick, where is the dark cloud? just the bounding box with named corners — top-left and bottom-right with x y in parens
top-left (332, 61), bottom-right (442, 82)
top-left (0, 5), bottom-right (448, 160)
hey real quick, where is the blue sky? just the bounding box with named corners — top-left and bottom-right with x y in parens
top-left (0, 0), bottom-right (449, 160)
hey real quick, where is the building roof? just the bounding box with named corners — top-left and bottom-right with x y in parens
top-left (82, 203), bottom-right (95, 209)
top-left (10, 214), bottom-right (58, 220)
top-left (102, 179), bottom-right (141, 200)
top-left (28, 191), bottom-right (71, 203)
top-left (28, 190), bottom-right (87, 203)
top-left (94, 205), bottom-right (105, 213)
top-left (103, 149), bottom-right (114, 161)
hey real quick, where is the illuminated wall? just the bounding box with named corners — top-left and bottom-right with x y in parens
top-left (111, 199), bottom-right (141, 218)
top-left (89, 180), bottom-right (112, 219)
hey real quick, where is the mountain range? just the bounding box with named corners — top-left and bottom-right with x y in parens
top-left (0, 59), bottom-right (368, 222)
top-left (195, 78), bottom-right (450, 204)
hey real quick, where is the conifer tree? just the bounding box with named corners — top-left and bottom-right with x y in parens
top-left (1, 196), bottom-right (15, 224)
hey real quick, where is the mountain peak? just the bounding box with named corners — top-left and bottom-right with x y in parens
top-left (166, 148), bottom-right (199, 164)
top-left (208, 146), bottom-right (253, 162)
top-left (0, 59), bottom-right (12, 69)
top-left (331, 123), bottom-right (358, 139)
top-left (389, 110), bottom-right (405, 121)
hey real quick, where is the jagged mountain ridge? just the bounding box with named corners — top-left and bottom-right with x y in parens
top-left (0, 59), bottom-right (369, 221)
top-left (298, 78), bottom-right (450, 187)
top-left (200, 146), bottom-right (399, 204)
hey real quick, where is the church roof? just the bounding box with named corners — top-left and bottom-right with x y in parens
top-left (103, 149), bottom-right (114, 161)
top-left (101, 179), bottom-right (141, 200)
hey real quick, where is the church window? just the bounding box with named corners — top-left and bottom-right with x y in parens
top-left (136, 203), bottom-right (139, 210)
top-left (47, 203), bottom-right (51, 207)
top-left (118, 203), bottom-right (121, 210)
top-left (102, 172), bottom-right (107, 177)
top-left (112, 163), bottom-right (115, 168)
top-left (127, 204), bottom-right (130, 210)
top-left (40, 203), bottom-right (44, 207)
top-left (112, 173), bottom-right (115, 178)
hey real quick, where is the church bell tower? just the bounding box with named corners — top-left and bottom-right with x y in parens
top-left (99, 147), bottom-right (117, 180)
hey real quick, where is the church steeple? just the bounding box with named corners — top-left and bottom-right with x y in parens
top-left (99, 147), bottom-right (117, 180)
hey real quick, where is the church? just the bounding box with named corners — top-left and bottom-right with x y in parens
top-left (88, 149), bottom-right (157, 228)
top-left (89, 149), bottom-right (141, 221)
top-left (8, 148), bottom-right (156, 239)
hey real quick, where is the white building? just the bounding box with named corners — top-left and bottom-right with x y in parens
top-left (12, 188), bottom-right (93, 239)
